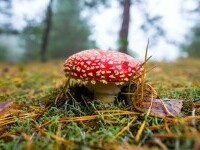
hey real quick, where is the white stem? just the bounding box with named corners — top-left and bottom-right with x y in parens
top-left (94, 93), bottom-right (117, 104)
top-left (85, 81), bottom-right (120, 104)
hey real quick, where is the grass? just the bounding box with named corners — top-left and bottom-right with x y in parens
top-left (0, 58), bottom-right (200, 150)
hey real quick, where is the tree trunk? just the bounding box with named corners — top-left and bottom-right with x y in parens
top-left (119, 0), bottom-right (131, 54)
top-left (41, 0), bottom-right (53, 62)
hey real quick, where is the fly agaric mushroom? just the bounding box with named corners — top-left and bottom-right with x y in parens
top-left (64, 49), bottom-right (143, 104)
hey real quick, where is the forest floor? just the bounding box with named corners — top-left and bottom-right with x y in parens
top-left (0, 58), bottom-right (200, 150)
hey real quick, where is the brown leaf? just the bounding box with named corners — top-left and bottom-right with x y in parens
top-left (0, 101), bottom-right (20, 117)
top-left (0, 101), bottom-right (13, 112)
top-left (143, 99), bottom-right (183, 117)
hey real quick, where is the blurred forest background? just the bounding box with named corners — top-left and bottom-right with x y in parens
top-left (0, 0), bottom-right (200, 62)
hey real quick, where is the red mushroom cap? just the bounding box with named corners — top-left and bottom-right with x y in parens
top-left (64, 49), bottom-right (142, 83)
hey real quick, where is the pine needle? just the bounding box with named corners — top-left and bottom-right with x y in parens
top-left (111, 116), bottom-right (137, 141)
top-left (59, 111), bottom-right (137, 123)
top-left (33, 124), bottom-right (74, 147)
top-left (159, 99), bottom-right (175, 117)
top-left (135, 95), bottom-right (153, 142)
top-left (141, 39), bottom-right (149, 100)
top-left (0, 132), bottom-right (16, 138)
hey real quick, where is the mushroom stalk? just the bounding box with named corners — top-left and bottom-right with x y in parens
top-left (86, 82), bottom-right (120, 104)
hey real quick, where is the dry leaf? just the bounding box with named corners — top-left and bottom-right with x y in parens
top-left (143, 99), bottom-right (183, 117)
top-left (0, 101), bottom-right (13, 115)
top-left (0, 100), bottom-right (20, 117)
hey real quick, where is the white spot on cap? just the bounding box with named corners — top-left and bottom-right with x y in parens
top-left (83, 57), bottom-right (88, 60)
top-left (100, 76), bottom-right (105, 79)
top-left (128, 73), bottom-right (132, 76)
top-left (106, 71), bottom-right (111, 73)
top-left (110, 67), bottom-right (115, 69)
top-left (100, 80), bottom-right (107, 84)
top-left (91, 57), bottom-right (95, 60)
top-left (102, 59), bottom-right (106, 62)
top-left (109, 75), bottom-right (115, 79)
top-left (116, 65), bottom-right (122, 69)
top-left (108, 61), bottom-right (113, 64)
top-left (68, 63), bottom-right (73, 67)
top-left (88, 72), bottom-right (93, 76)
top-left (124, 78), bottom-right (128, 81)
top-left (120, 74), bottom-right (125, 78)
top-left (65, 67), bottom-right (71, 70)
top-left (76, 67), bottom-right (81, 72)
top-left (114, 70), bottom-right (119, 75)
top-left (86, 61), bottom-right (91, 65)
top-left (91, 80), bottom-right (96, 84)
top-left (128, 67), bottom-right (132, 72)
top-left (96, 70), bottom-right (101, 76)
top-left (72, 73), bottom-right (78, 76)
top-left (100, 64), bottom-right (105, 68)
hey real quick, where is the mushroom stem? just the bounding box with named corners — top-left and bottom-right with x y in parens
top-left (94, 93), bottom-right (117, 104)
top-left (86, 82), bottom-right (120, 104)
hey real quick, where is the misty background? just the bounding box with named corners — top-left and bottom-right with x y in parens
top-left (0, 0), bottom-right (200, 62)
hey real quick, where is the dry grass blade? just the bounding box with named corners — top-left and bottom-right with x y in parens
top-left (59, 111), bottom-right (138, 123)
top-left (183, 116), bottom-right (200, 122)
top-left (135, 95), bottom-right (153, 142)
top-left (21, 132), bottom-right (32, 141)
top-left (154, 132), bottom-right (199, 139)
top-left (158, 99), bottom-right (175, 117)
top-left (33, 124), bottom-right (74, 147)
top-left (151, 138), bottom-right (168, 150)
top-left (55, 78), bottom-right (69, 105)
top-left (0, 132), bottom-right (16, 138)
top-left (111, 116), bottom-right (137, 141)
top-left (54, 123), bottom-right (62, 150)
top-left (148, 124), bottom-right (168, 130)
top-left (59, 115), bottom-right (98, 122)
top-left (40, 119), bottom-right (53, 128)
top-left (50, 133), bottom-right (74, 147)
top-left (0, 110), bottom-right (39, 128)
top-left (21, 132), bottom-right (32, 150)
top-left (95, 110), bottom-right (140, 114)
top-left (141, 39), bottom-right (149, 100)
top-left (164, 120), bottom-right (172, 134)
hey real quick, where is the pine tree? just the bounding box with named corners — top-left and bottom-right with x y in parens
top-left (48, 0), bottom-right (94, 58)
top-left (182, 25), bottom-right (200, 58)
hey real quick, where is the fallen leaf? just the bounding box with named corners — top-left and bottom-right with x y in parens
top-left (143, 99), bottom-right (183, 117)
top-left (0, 101), bottom-right (21, 117)
top-left (0, 101), bottom-right (13, 113)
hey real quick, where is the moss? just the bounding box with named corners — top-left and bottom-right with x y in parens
top-left (0, 59), bottom-right (200, 149)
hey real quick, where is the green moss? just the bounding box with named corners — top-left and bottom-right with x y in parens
top-left (0, 59), bottom-right (200, 149)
